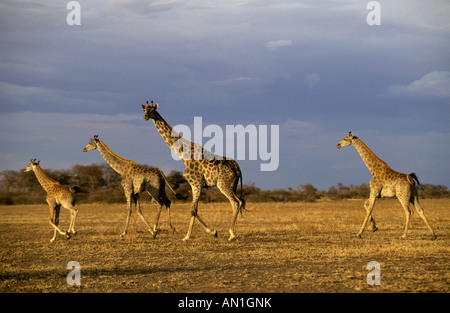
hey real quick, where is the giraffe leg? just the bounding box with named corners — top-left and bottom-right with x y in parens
top-left (412, 195), bottom-right (436, 239)
top-left (134, 194), bottom-right (156, 237)
top-left (183, 216), bottom-right (196, 241)
top-left (49, 205), bottom-right (58, 242)
top-left (183, 186), bottom-right (216, 241)
top-left (228, 204), bottom-right (240, 241)
top-left (183, 185), bottom-right (199, 241)
top-left (363, 199), bottom-right (378, 232)
top-left (398, 197), bottom-right (412, 238)
top-left (64, 204), bottom-right (78, 236)
top-left (72, 208), bottom-right (78, 235)
top-left (145, 189), bottom-right (167, 235)
top-left (152, 204), bottom-right (163, 233)
top-left (217, 183), bottom-right (242, 241)
top-left (161, 191), bottom-right (175, 233)
top-left (150, 203), bottom-right (175, 234)
top-left (120, 193), bottom-right (133, 238)
top-left (166, 204), bottom-right (175, 233)
top-left (48, 204), bottom-right (69, 242)
top-left (357, 197), bottom-right (376, 238)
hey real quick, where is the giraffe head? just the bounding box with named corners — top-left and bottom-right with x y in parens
top-left (336, 132), bottom-right (358, 149)
top-left (83, 135), bottom-right (100, 152)
top-left (24, 159), bottom-right (40, 172)
top-left (141, 100), bottom-right (160, 121)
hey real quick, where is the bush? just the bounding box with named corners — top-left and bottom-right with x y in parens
top-left (0, 166), bottom-right (448, 205)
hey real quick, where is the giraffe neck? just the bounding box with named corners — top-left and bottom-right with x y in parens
top-left (33, 165), bottom-right (60, 192)
top-left (353, 138), bottom-right (390, 176)
top-left (151, 115), bottom-right (193, 166)
top-left (96, 140), bottom-right (136, 175)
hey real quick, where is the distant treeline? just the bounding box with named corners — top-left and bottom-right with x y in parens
top-left (1, 164), bottom-right (449, 205)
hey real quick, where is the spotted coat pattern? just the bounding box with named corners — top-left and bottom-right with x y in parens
top-left (24, 159), bottom-right (78, 242)
top-left (337, 132), bottom-right (436, 239)
top-left (83, 136), bottom-right (175, 237)
top-left (142, 101), bottom-right (245, 241)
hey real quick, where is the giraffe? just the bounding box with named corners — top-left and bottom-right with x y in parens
top-left (83, 135), bottom-right (176, 237)
top-left (141, 101), bottom-right (245, 241)
top-left (24, 159), bottom-right (79, 242)
top-left (336, 132), bottom-right (436, 239)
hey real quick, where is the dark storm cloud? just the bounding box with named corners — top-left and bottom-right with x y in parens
top-left (1, 0), bottom-right (449, 189)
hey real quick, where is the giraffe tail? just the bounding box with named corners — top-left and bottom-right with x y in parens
top-left (238, 171), bottom-right (247, 215)
top-left (238, 197), bottom-right (247, 216)
top-left (69, 186), bottom-right (81, 194)
top-left (160, 170), bottom-right (189, 200)
top-left (409, 173), bottom-right (420, 186)
top-left (160, 171), bottom-right (177, 195)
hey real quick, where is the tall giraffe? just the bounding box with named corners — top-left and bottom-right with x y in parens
top-left (24, 159), bottom-right (79, 242)
top-left (83, 135), bottom-right (176, 237)
top-left (337, 132), bottom-right (436, 239)
top-left (141, 101), bottom-right (245, 241)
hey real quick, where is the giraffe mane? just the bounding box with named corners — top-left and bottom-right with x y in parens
top-left (36, 164), bottom-right (61, 185)
top-left (356, 138), bottom-right (389, 167)
top-left (154, 114), bottom-right (178, 135)
top-left (98, 140), bottom-right (137, 164)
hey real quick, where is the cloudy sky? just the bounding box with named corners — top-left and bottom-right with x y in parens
top-left (1, 0), bottom-right (449, 190)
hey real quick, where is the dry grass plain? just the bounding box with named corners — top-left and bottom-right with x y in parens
top-left (0, 199), bottom-right (448, 293)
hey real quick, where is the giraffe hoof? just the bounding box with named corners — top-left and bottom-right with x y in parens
top-left (228, 229), bottom-right (236, 241)
top-left (65, 232), bottom-right (72, 240)
top-left (371, 227), bottom-right (378, 233)
top-left (212, 230), bottom-right (218, 238)
top-left (356, 234), bottom-right (362, 239)
top-left (182, 236), bottom-right (190, 242)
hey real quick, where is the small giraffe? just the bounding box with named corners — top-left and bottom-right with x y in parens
top-left (24, 159), bottom-right (79, 242)
top-left (141, 101), bottom-right (245, 241)
top-left (83, 135), bottom-right (176, 237)
top-left (337, 132), bottom-right (436, 239)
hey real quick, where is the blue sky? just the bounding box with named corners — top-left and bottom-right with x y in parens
top-left (1, 0), bottom-right (449, 190)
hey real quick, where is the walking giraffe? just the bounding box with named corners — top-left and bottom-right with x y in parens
top-left (24, 159), bottom-right (79, 242)
top-left (141, 101), bottom-right (245, 241)
top-left (83, 135), bottom-right (177, 237)
top-left (336, 132), bottom-right (436, 239)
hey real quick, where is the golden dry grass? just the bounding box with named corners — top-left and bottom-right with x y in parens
top-left (0, 199), bottom-right (448, 293)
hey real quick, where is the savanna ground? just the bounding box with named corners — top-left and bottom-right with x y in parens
top-left (0, 199), bottom-right (448, 293)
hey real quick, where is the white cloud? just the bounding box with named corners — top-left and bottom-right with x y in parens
top-left (387, 71), bottom-right (450, 98)
top-left (266, 39), bottom-right (293, 51)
